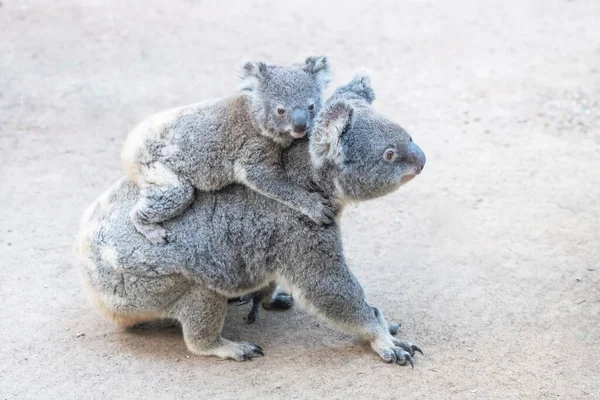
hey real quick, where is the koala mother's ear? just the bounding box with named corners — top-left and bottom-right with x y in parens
top-left (238, 60), bottom-right (268, 92)
top-left (332, 69), bottom-right (376, 104)
top-left (310, 101), bottom-right (354, 168)
top-left (304, 56), bottom-right (332, 89)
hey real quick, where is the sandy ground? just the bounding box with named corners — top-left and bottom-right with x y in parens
top-left (1, 0), bottom-right (599, 399)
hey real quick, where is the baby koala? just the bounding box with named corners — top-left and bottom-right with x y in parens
top-left (121, 57), bottom-right (335, 244)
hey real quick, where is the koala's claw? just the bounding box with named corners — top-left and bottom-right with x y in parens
top-left (392, 339), bottom-right (423, 357)
top-left (305, 193), bottom-right (336, 225)
top-left (402, 354), bottom-right (415, 369)
top-left (238, 343), bottom-right (264, 361)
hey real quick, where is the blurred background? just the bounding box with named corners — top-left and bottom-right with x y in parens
top-left (1, 0), bottom-right (598, 399)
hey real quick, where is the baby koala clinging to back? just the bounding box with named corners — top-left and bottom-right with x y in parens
top-left (121, 57), bottom-right (334, 244)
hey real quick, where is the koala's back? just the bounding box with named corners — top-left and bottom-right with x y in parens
top-left (121, 95), bottom-right (259, 188)
top-left (77, 176), bottom-right (324, 303)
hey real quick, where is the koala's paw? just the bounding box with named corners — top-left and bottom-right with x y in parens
top-left (223, 341), bottom-right (264, 361)
top-left (372, 338), bottom-right (422, 368)
top-left (262, 293), bottom-right (294, 310)
top-left (391, 339), bottom-right (423, 358)
top-left (137, 222), bottom-right (168, 245)
top-left (304, 193), bottom-right (335, 225)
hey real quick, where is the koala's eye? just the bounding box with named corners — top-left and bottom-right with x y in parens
top-left (383, 149), bottom-right (397, 162)
top-left (308, 104), bottom-right (315, 111)
top-left (277, 108), bottom-right (285, 115)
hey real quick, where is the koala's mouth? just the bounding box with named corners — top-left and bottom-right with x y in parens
top-left (290, 130), bottom-right (307, 139)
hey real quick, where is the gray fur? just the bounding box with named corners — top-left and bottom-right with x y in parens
top-left (122, 57), bottom-right (334, 244)
top-left (76, 74), bottom-right (426, 365)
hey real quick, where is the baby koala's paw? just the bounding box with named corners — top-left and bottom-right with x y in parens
top-left (304, 192), bottom-right (335, 225)
top-left (141, 223), bottom-right (169, 245)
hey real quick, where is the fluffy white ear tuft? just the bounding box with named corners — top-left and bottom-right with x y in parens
top-left (304, 56), bottom-right (332, 89)
top-left (310, 101), bottom-right (354, 168)
top-left (348, 69), bottom-right (376, 103)
top-left (238, 60), bottom-right (267, 92)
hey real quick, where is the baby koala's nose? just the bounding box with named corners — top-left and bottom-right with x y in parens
top-left (291, 109), bottom-right (308, 133)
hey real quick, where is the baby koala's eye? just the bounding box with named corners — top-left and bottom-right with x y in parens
top-left (277, 108), bottom-right (285, 115)
top-left (308, 104), bottom-right (315, 111)
top-left (383, 149), bottom-right (397, 162)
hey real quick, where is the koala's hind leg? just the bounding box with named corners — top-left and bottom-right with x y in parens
top-left (171, 286), bottom-right (264, 361)
top-left (237, 283), bottom-right (294, 324)
top-left (131, 179), bottom-right (195, 244)
top-left (248, 283), bottom-right (294, 324)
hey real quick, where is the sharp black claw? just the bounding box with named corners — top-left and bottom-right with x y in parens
top-left (255, 345), bottom-right (263, 352)
top-left (255, 349), bottom-right (264, 356)
top-left (413, 345), bottom-right (423, 355)
top-left (399, 354), bottom-right (414, 369)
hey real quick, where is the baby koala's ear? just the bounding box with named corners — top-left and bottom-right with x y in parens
top-left (303, 56), bottom-right (332, 89)
top-left (310, 101), bottom-right (354, 168)
top-left (238, 60), bottom-right (268, 91)
top-left (336, 69), bottom-right (376, 104)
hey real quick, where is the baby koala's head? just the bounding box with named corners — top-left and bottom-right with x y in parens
top-left (239, 56), bottom-right (331, 146)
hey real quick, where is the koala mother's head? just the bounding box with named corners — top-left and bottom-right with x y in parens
top-left (239, 56), bottom-right (331, 145)
top-left (310, 72), bottom-right (426, 203)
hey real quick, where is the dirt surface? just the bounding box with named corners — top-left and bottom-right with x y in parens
top-left (1, 0), bottom-right (599, 399)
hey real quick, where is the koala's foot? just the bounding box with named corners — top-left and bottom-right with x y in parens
top-left (239, 285), bottom-right (294, 324)
top-left (243, 293), bottom-right (294, 324)
top-left (246, 293), bottom-right (294, 324)
top-left (304, 192), bottom-right (335, 225)
top-left (371, 337), bottom-right (423, 368)
top-left (245, 302), bottom-right (260, 324)
top-left (262, 292), bottom-right (294, 310)
top-left (193, 338), bottom-right (264, 361)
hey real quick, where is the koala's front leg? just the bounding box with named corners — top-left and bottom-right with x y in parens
top-left (281, 262), bottom-right (421, 367)
top-left (237, 161), bottom-right (334, 225)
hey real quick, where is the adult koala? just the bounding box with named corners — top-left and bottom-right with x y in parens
top-left (75, 72), bottom-right (426, 366)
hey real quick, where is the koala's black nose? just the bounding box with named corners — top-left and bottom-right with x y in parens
top-left (291, 109), bottom-right (308, 133)
top-left (408, 141), bottom-right (426, 174)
